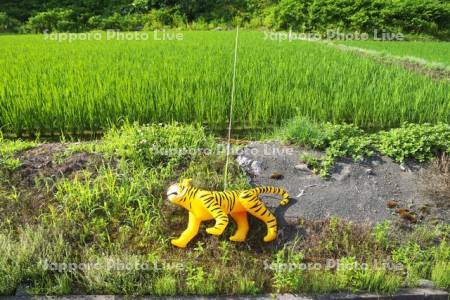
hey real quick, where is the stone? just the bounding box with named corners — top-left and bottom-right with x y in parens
top-left (418, 279), bottom-right (435, 289)
top-left (270, 172), bottom-right (284, 180)
top-left (400, 163), bottom-right (411, 172)
top-left (250, 160), bottom-right (262, 176)
top-left (294, 163), bottom-right (310, 172)
top-left (365, 168), bottom-right (374, 175)
top-left (386, 200), bottom-right (398, 209)
top-left (236, 155), bottom-right (262, 176)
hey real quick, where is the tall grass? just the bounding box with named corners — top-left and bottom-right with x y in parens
top-left (0, 31), bottom-right (448, 135)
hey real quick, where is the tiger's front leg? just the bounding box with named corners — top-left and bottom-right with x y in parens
top-left (171, 212), bottom-right (201, 248)
top-left (203, 202), bottom-right (229, 236)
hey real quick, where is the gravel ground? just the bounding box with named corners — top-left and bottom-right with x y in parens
top-left (236, 142), bottom-right (446, 225)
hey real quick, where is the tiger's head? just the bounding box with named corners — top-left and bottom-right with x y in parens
top-left (166, 178), bottom-right (193, 204)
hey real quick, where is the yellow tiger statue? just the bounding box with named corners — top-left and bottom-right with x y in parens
top-left (167, 178), bottom-right (289, 248)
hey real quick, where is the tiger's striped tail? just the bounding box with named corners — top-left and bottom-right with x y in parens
top-left (251, 186), bottom-right (289, 206)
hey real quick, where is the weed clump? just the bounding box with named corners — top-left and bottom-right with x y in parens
top-left (275, 117), bottom-right (450, 177)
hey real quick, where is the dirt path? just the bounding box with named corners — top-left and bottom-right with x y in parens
top-left (326, 42), bottom-right (450, 81)
top-left (236, 142), bottom-right (447, 226)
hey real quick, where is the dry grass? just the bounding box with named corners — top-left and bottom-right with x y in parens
top-left (424, 154), bottom-right (450, 209)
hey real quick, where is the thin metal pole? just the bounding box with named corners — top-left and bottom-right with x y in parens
top-left (223, 26), bottom-right (239, 191)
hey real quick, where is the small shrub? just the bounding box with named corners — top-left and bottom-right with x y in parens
top-left (373, 220), bottom-right (391, 250)
top-left (276, 119), bottom-right (449, 177)
top-left (92, 13), bottom-right (147, 31)
top-left (185, 265), bottom-right (216, 295)
top-left (145, 8), bottom-right (186, 29)
top-left (392, 242), bottom-right (433, 286)
top-left (99, 123), bottom-right (214, 168)
top-left (376, 123), bottom-right (450, 163)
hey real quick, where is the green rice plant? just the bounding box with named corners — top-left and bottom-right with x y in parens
top-left (0, 32), bottom-right (448, 135)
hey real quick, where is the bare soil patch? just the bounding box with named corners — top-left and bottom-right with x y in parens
top-left (15, 143), bottom-right (104, 185)
top-left (236, 142), bottom-right (449, 227)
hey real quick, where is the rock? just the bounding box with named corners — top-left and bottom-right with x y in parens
top-left (395, 208), bottom-right (409, 214)
top-left (397, 209), bottom-right (417, 223)
top-left (418, 279), bottom-right (435, 289)
top-left (430, 218), bottom-right (442, 226)
top-left (296, 189), bottom-right (305, 197)
top-left (419, 205), bottom-right (431, 215)
top-left (270, 172), bottom-right (284, 180)
top-left (294, 163), bottom-right (310, 172)
top-left (332, 164), bottom-right (351, 181)
top-left (365, 168), bottom-right (374, 175)
top-left (236, 155), bottom-right (262, 176)
top-left (386, 200), bottom-right (398, 209)
top-left (407, 203), bottom-right (416, 210)
top-left (250, 160), bottom-right (262, 176)
top-left (15, 285), bottom-right (28, 296)
top-left (371, 160), bottom-right (381, 166)
top-left (236, 155), bottom-right (252, 167)
top-left (400, 163), bottom-right (411, 172)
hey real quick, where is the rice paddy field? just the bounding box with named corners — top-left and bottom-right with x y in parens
top-left (0, 31), bottom-right (449, 135)
top-left (336, 40), bottom-right (450, 65)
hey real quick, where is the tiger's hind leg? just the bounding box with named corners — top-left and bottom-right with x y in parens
top-left (229, 212), bottom-right (249, 242)
top-left (239, 193), bottom-right (278, 242)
